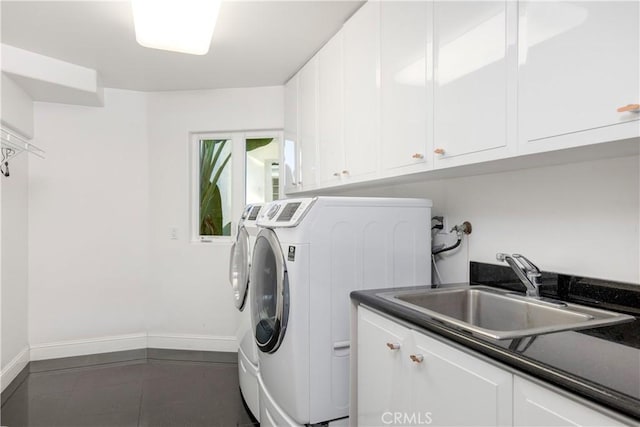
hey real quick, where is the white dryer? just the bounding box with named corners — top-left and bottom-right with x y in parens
top-left (250, 197), bottom-right (432, 425)
top-left (229, 203), bottom-right (264, 421)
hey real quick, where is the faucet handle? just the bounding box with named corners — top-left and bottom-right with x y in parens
top-left (513, 254), bottom-right (540, 274)
top-left (496, 253), bottom-right (509, 262)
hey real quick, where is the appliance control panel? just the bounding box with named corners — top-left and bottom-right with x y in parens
top-left (247, 205), bottom-right (263, 221)
top-left (242, 203), bottom-right (263, 226)
top-left (240, 204), bottom-right (253, 220)
top-left (256, 198), bottom-right (316, 228)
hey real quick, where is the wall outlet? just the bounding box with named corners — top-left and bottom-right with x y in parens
top-left (170, 227), bottom-right (178, 240)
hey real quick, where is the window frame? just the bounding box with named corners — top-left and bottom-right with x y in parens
top-left (190, 130), bottom-right (283, 244)
top-left (190, 132), bottom-right (235, 243)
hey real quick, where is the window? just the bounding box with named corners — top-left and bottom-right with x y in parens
top-left (197, 137), bottom-right (233, 237)
top-left (245, 137), bottom-right (280, 204)
top-left (192, 131), bottom-right (281, 242)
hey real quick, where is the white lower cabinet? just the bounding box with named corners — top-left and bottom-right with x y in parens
top-left (411, 329), bottom-right (512, 426)
top-left (357, 306), bottom-right (412, 426)
top-left (357, 307), bottom-right (512, 426)
top-left (513, 377), bottom-right (626, 427)
top-left (356, 306), bottom-right (633, 427)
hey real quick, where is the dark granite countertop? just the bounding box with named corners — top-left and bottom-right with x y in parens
top-left (351, 262), bottom-right (640, 422)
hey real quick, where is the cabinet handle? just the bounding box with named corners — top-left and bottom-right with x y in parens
top-left (412, 153), bottom-right (424, 160)
top-left (409, 354), bottom-right (424, 363)
top-left (386, 342), bottom-right (401, 350)
top-left (434, 148), bottom-right (445, 155)
top-left (342, 170), bottom-right (350, 175)
top-left (333, 172), bottom-right (340, 177)
top-left (617, 104), bottom-right (640, 113)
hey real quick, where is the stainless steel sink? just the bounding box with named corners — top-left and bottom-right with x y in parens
top-left (378, 286), bottom-right (634, 340)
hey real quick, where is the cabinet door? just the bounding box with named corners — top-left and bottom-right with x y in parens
top-left (298, 58), bottom-right (318, 189)
top-left (357, 308), bottom-right (412, 427)
top-left (519, 1), bottom-right (640, 151)
top-left (380, 0), bottom-right (431, 173)
top-left (317, 31), bottom-right (345, 184)
top-left (514, 376), bottom-right (628, 427)
top-left (283, 76), bottom-right (299, 194)
top-left (411, 330), bottom-right (513, 426)
top-left (433, 1), bottom-right (516, 168)
top-left (343, 1), bottom-right (380, 179)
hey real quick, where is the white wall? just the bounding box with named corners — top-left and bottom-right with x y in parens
top-left (332, 155), bottom-right (640, 285)
top-left (1, 73), bottom-right (34, 138)
top-left (1, 153), bottom-right (30, 390)
top-left (29, 89), bottom-right (149, 359)
top-left (1, 70), bottom-right (33, 390)
top-left (25, 86), bottom-right (284, 359)
top-left (146, 86), bottom-right (284, 350)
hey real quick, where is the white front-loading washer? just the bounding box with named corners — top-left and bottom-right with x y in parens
top-left (250, 196), bottom-right (432, 425)
top-left (258, 370), bottom-right (303, 427)
top-left (229, 203), bottom-right (263, 421)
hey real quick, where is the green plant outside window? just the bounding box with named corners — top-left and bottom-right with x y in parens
top-left (199, 138), bottom-right (274, 236)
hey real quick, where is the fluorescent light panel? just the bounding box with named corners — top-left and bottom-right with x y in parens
top-left (132, 0), bottom-right (221, 55)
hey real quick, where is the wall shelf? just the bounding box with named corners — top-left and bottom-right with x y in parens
top-left (1, 127), bottom-right (45, 159)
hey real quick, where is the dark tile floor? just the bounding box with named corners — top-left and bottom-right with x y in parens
top-left (1, 359), bottom-right (257, 427)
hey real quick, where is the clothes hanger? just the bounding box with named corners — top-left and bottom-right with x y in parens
top-left (0, 147), bottom-right (14, 177)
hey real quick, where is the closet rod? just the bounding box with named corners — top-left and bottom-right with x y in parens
top-left (0, 127), bottom-right (45, 159)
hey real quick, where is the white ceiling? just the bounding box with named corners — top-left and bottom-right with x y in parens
top-left (1, 0), bottom-right (363, 91)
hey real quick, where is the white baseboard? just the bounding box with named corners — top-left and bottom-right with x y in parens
top-left (1, 346), bottom-right (30, 392)
top-left (147, 333), bottom-right (237, 353)
top-left (29, 333), bottom-right (148, 361)
top-left (8, 333), bottom-right (237, 377)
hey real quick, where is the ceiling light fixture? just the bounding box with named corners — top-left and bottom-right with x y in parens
top-left (132, 0), bottom-right (221, 55)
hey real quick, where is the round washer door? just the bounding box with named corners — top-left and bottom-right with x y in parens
top-left (250, 228), bottom-right (289, 354)
top-left (229, 225), bottom-right (251, 310)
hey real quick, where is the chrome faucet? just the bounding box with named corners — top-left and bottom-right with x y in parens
top-left (496, 253), bottom-right (542, 298)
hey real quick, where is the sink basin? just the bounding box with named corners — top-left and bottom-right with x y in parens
top-left (378, 286), bottom-right (634, 340)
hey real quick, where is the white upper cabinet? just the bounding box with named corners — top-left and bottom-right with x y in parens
top-left (283, 76), bottom-right (300, 193)
top-left (343, 1), bottom-right (380, 180)
top-left (518, 1), bottom-right (640, 152)
top-left (283, 0), bottom-right (638, 193)
top-left (380, 1), bottom-right (431, 174)
top-left (317, 31), bottom-right (346, 185)
top-left (298, 58), bottom-right (318, 190)
top-left (433, 1), bottom-right (517, 168)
